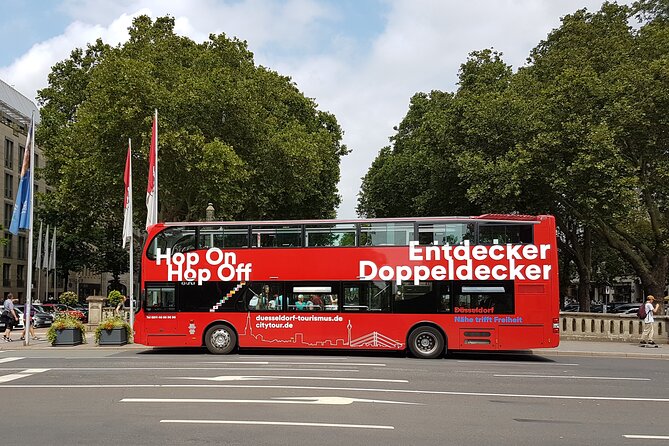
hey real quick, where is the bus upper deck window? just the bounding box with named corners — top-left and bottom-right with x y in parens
top-left (478, 223), bottom-right (533, 244)
top-left (146, 227), bottom-right (197, 260)
top-left (418, 223), bottom-right (474, 245)
top-left (199, 226), bottom-right (249, 249)
top-left (359, 222), bottom-right (413, 246)
top-left (252, 225), bottom-right (302, 248)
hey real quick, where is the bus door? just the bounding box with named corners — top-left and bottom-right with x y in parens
top-left (144, 284), bottom-right (178, 342)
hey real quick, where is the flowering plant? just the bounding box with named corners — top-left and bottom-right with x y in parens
top-left (94, 316), bottom-right (132, 344)
top-left (46, 315), bottom-right (87, 344)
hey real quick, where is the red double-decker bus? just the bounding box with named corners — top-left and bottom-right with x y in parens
top-left (133, 214), bottom-right (559, 358)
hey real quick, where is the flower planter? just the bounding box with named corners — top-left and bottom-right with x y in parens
top-left (98, 327), bottom-right (128, 346)
top-left (52, 328), bottom-right (83, 346)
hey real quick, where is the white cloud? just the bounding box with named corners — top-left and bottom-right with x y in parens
top-left (266, 0), bottom-right (630, 218)
top-left (59, 0), bottom-right (333, 49)
top-left (1, 0), bottom-right (630, 219)
top-left (0, 11), bottom-right (143, 104)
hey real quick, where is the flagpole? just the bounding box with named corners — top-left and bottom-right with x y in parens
top-left (154, 109), bottom-right (158, 222)
top-left (52, 227), bottom-right (57, 300)
top-left (129, 139), bottom-right (134, 329)
top-left (43, 225), bottom-right (49, 302)
top-left (36, 221), bottom-right (42, 304)
top-left (24, 114), bottom-right (35, 346)
top-left (145, 109), bottom-right (158, 230)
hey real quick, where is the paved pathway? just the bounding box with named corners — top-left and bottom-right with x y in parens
top-left (1, 327), bottom-right (667, 358)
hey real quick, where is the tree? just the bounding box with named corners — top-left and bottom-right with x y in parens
top-left (508, 3), bottom-right (669, 305)
top-left (37, 16), bottom-right (347, 275)
top-left (358, 5), bottom-right (669, 309)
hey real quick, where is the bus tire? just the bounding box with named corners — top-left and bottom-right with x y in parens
top-left (205, 324), bottom-right (237, 354)
top-left (408, 326), bottom-right (444, 359)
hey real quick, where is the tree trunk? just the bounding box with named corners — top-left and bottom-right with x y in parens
top-left (576, 265), bottom-right (591, 312)
top-left (640, 254), bottom-right (668, 314)
top-left (566, 225), bottom-right (592, 312)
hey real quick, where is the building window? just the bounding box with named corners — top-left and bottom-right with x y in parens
top-left (4, 203), bottom-right (12, 228)
top-left (4, 139), bottom-right (13, 169)
top-left (17, 236), bottom-right (27, 260)
top-left (16, 265), bottom-right (24, 287)
top-left (2, 264), bottom-right (10, 287)
top-left (3, 233), bottom-right (12, 258)
top-left (35, 153), bottom-right (39, 169)
top-left (4, 173), bottom-right (13, 198)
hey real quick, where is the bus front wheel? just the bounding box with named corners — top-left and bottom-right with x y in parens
top-left (205, 324), bottom-right (237, 354)
top-left (408, 326), bottom-right (444, 359)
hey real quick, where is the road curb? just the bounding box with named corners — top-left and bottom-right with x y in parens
top-left (530, 350), bottom-right (669, 359)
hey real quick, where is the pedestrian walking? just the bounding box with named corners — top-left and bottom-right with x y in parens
top-left (115, 295), bottom-right (127, 317)
top-left (640, 295), bottom-right (660, 346)
top-left (1, 293), bottom-right (19, 342)
top-left (21, 305), bottom-right (39, 341)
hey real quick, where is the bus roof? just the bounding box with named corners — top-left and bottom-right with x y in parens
top-left (158, 214), bottom-right (547, 228)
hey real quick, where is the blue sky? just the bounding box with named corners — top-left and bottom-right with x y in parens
top-left (0, 2), bottom-right (69, 65)
top-left (0, 0), bottom-right (626, 218)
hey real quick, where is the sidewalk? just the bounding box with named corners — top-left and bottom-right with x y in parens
top-left (0, 329), bottom-right (147, 350)
top-left (0, 329), bottom-right (666, 358)
top-left (532, 340), bottom-right (669, 359)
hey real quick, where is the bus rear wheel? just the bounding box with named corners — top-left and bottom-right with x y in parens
top-left (205, 324), bottom-right (237, 354)
top-left (408, 326), bottom-right (444, 359)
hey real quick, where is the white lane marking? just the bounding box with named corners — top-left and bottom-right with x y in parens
top-left (494, 374), bottom-right (650, 381)
top-left (0, 374), bottom-right (31, 383)
top-left (122, 396), bottom-right (420, 405)
top-left (200, 362), bottom-right (387, 367)
top-left (172, 375), bottom-right (407, 383)
top-left (160, 419), bottom-right (394, 430)
top-left (0, 368), bottom-right (48, 383)
top-left (3, 383), bottom-right (669, 403)
top-left (623, 435), bottom-right (669, 440)
top-left (0, 367), bottom-right (359, 373)
top-left (457, 360), bottom-right (579, 366)
top-left (198, 361), bottom-right (270, 365)
top-left (0, 357), bottom-right (24, 364)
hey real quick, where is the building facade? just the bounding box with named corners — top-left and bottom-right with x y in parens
top-left (0, 78), bottom-right (55, 301)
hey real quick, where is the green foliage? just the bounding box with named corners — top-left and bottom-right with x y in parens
top-left (58, 291), bottom-right (79, 306)
top-left (46, 315), bottom-right (87, 344)
top-left (107, 290), bottom-right (123, 307)
top-left (37, 15), bottom-right (347, 277)
top-left (358, 2), bottom-right (669, 301)
top-left (94, 316), bottom-right (132, 344)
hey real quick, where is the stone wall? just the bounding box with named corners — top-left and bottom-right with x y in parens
top-left (560, 313), bottom-right (668, 343)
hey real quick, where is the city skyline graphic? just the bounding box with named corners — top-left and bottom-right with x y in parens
top-left (241, 312), bottom-right (405, 349)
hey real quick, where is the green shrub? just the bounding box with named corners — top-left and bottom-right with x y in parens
top-left (94, 316), bottom-right (132, 344)
top-left (107, 290), bottom-right (123, 307)
top-left (58, 291), bottom-right (79, 306)
top-left (46, 315), bottom-right (87, 344)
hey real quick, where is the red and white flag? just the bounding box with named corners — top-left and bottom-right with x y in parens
top-left (122, 139), bottom-right (133, 248)
top-left (145, 109), bottom-right (158, 230)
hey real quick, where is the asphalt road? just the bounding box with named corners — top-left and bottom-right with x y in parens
top-left (0, 348), bottom-right (666, 446)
